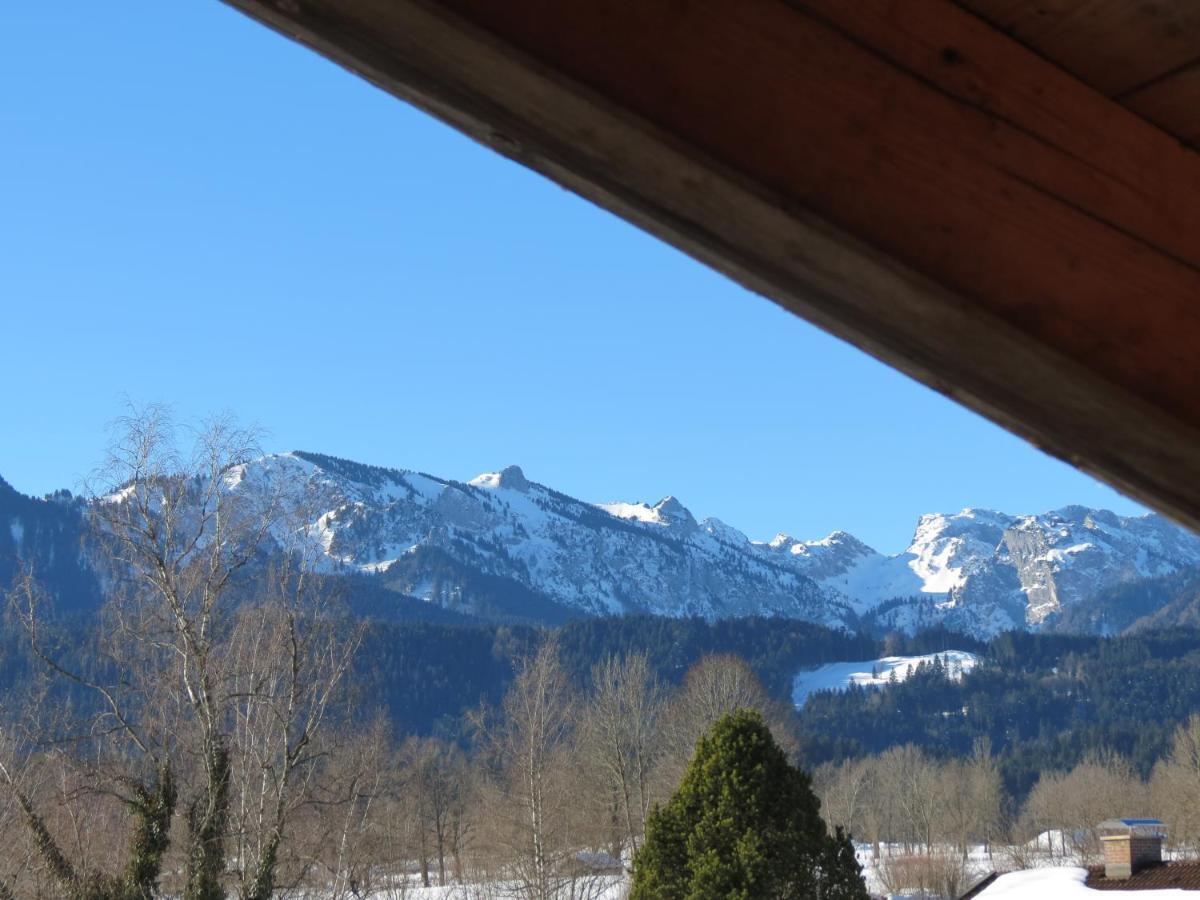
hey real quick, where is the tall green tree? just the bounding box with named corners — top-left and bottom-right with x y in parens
top-left (631, 709), bottom-right (867, 900)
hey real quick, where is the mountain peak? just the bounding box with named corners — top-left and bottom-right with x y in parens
top-left (653, 495), bottom-right (696, 527)
top-left (807, 530), bottom-right (877, 556)
top-left (498, 464), bottom-right (530, 491)
top-left (470, 464), bottom-right (530, 492)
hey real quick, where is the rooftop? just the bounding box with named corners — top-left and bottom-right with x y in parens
top-left (972, 865), bottom-right (1200, 898)
top-left (1087, 862), bottom-right (1200, 892)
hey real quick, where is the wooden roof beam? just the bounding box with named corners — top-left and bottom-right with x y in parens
top-left (222, 0), bottom-right (1200, 531)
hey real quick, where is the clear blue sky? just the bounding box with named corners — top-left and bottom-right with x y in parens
top-left (0, 2), bottom-right (1146, 554)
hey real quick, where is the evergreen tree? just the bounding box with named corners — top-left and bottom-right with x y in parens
top-left (631, 709), bottom-right (867, 900)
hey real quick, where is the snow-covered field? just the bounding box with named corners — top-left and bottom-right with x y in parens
top-left (792, 651), bottom-right (979, 707)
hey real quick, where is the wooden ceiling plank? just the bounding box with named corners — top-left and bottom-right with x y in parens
top-left (1124, 62), bottom-right (1200, 147)
top-left (218, 0), bottom-right (1200, 530)
top-left (799, 0), bottom-right (1200, 271)
top-left (957, 0), bottom-right (1200, 98)
top-left (428, 0), bottom-right (1200, 414)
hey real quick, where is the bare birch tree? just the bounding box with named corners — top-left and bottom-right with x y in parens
top-left (477, 639), bottom-right (598, 900)
top-left (224, 581), bottom-right (361, 899)
top-left (7, 406), bottom-right (359, 899)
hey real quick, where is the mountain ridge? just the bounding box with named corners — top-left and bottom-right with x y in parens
top-left (5, 450), bottom-right (1200, 638)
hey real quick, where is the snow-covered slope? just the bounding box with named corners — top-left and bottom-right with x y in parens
top-left (761, 531), bottom-right (922, 615)
top-left (792, 651), bottom-right (978, 707)
top-left (229, 452), bottom-right (845, 624)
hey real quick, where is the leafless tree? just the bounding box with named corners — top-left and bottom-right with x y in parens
top-left (289, 718), bottom-right (396, 900)
top-left (475, 639), bottom-right (607, 900)
top-left (1020, 752), bottom-right (1147, 862)
top-left (580, 651), bottom-right (664, 862)
top-left (224, 581), bottom-right (361, 899)
top-left (963, 740), bottom-right (1004, 859)
top-left (931, 749), bottom-right (1001, 861)
top-left (1149, 714), bottom-right (1200, 855)
top-left (657, 654), bottom-right (796, 794)
top-left (813, 757), bottom-right (873, 847)
top-left (399, 733), bottom-right (474, 889)
top-left (7, 406), bottom-right (359, 899)
top-left (78, 407), bottom-right (279, 899)
top-left (6, 570), bottom-right (178, 900)
top-left (876, 745), bottom-right (939, 854)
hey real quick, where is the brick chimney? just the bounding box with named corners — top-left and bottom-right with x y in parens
top-left (1097, 819), bottom-right (1167, 879)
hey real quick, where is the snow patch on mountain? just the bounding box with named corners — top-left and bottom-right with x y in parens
top-left (760, 531), bottom-right (925, 614)
top-left (792, 650), bottom-right (979, 707)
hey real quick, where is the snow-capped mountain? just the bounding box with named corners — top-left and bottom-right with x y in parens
top-left (765, 506), bottom-right (1200, 636)
top-left (227, 452), bottom-right (845, 625)
top-left (6, 452), bottom-right (1200, 637)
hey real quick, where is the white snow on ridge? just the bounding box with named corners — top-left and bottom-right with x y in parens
top-left (598, 501), bottom-right (664, 525)
top-left (791, 650), bottom-right (978, 707)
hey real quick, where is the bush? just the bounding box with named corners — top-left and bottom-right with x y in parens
top-left (877, 852), bottom-right (973, 900)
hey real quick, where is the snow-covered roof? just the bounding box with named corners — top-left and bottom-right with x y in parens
top-left (975, 865), bottom-right (1200, 897)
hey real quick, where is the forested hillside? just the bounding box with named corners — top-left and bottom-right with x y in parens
top-left (303, 614), bottom-right (880, 736)
top-left (345, 616), bottom-right (1200, 805)
top-left (798, 628), bottom-right (1200, 799)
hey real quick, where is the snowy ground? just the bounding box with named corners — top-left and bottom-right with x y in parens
top-left (308, 835), bottom-right (1147, 899)
top-left (792, 651), bottom-right (979, 707)
top-left (332, 844), bottom-right (986, 899)
top-left (313, 875), bottom-right (628, 899)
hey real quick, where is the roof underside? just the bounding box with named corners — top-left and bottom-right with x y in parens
top-left (220, 0), bottom-right (1200, 533)
top-left (958, 1), bottom-right (1200, 146)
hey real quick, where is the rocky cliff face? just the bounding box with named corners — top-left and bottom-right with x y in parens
top-left (780, 505), bottom-right (1200, 636)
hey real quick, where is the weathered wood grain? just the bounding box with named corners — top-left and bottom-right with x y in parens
top-left (958, 0), bottom-right (1200, 97)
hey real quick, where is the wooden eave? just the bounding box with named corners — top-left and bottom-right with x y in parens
top-left (221, 0), bottom-right (1200, 531)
